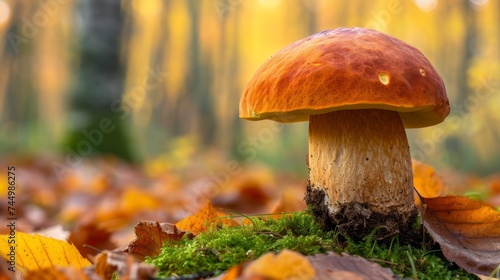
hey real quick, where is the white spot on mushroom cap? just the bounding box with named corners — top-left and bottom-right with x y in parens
top-left (419, 68), bottom-right (426, 76)
top-left (378, 73), bottom-right (390, 85)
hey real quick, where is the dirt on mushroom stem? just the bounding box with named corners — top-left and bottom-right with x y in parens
top-left (305, 109), bottom-right (420, 243)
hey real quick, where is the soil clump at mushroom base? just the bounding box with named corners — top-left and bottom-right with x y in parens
top-left (306, 185), bottom-right (421, 244)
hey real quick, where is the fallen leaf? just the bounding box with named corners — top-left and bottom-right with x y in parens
top-left (488, 176), bottom-right (500, 196)
top-left (271, 188), bottom-right (306, 217)
top-left (221, 264), bottom-right (245, 280)
top-left (0, 232), bottom-right (92, 271)
top-left (307, 252), bottom-right (396, 280)
top-left (94, 251), bottom-right (117, 280)
top-left (24, 266), bottom-right (92, 280)
top-left (92, 207), bottom-right (133, 232)
top-left (412, 160), bottom-right (447, 205)
top-left (211, 170), bottom-right (275, 214)
top-left (242, 250), bottom-right (315, 280)
top-left (124, 221), bottom-right (192, 261)
top-left (69, 223), bottom-right (116, 260)
top-left (120, 187), bottom-right (163, 214)
top-left (0, 263), bottom-right (12, 280)
top-left (94, 250), bottom-right (157, 280)
top-left (176, 201), bottom-right (239, 235)
top-left (488, 176), bottom-right (500, 208)
top-left (422, 196), bottom-right (500, 276)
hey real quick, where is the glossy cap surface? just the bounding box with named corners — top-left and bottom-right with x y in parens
top-left (239, 28), bottom-right (449, 128)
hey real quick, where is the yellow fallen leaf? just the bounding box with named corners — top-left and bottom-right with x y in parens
top-left (0, 232), bottom-right (91, 271)
top-left (176, 202), bottom-right (239, 235)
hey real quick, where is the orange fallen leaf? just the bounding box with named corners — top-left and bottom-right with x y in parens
top-left (422, 196), bottom-right (500, 276)
top-left (0, 232), bottom-right (91, 272)
top-left (228, 250), bottom-right (315, 280)
top-left (92, 208), bottom-right (132, 232)
top-left (124, 221), bottom-right (192, 262)
top-left (120, 187), bottom-right (163, 214)
top-left (222, 264), bottom-right (245, 280)
top-left (175, 201), bottom-right (239, 235)
top-left (412, 160), bottom-right (447, 205)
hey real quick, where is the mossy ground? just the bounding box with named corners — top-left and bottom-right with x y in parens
top-left (147, 211), bottom-right (476, 279)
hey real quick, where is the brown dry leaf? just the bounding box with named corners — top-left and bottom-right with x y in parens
top-left (69, 223), bottom-right (116, 260)
top-left (422, 196), bottom-right (500, 276)
top-left (124, 221), bottom-right (192, 261)
top-left (307, 252), bottom-right (396, 280)
top-left (412, 160), bottom-right (447, 205)
top-left (24, 266), bottom-right (92, 280)
top-left (176, 201), bottom-right (239, 235)
top-left (94, 252), bottom-right (116, 280)
top-left (94, 250), bottom-right (157, 280)
top-left (212, 170), bottom-right (275, 214)
top-left (0, 232), bottom-right (91, 271)
top-left (0, 262), bottom-right (13, 280)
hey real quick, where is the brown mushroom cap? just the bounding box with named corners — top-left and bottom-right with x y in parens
top-left (239, 27), bottom-right (450, 128)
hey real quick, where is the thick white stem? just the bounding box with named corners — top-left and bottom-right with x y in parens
top-left (308, 109), bottom-right (415, 220)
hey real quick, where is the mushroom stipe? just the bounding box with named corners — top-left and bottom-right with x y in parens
top-left (305, 109), bottom-right (420, 242)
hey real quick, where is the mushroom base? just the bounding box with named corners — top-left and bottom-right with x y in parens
top-left (305, 184), bottom-right (420, 243)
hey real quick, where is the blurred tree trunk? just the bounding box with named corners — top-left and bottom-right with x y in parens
top-left (215, 5), bottom-right (243, 155)
top-left (172, 0), bottom-right (216, 147)
top-left (1, 1), bottom-right (41, 152)
top-left (457, 0), bottom-right (476, 106)
top-left (301, 0), bottom-right (317, 34)
top-left (64, 0), bottom-right (136, 161)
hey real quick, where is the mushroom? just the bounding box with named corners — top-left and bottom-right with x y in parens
top-left (239, 28), bottom-right (449, 240)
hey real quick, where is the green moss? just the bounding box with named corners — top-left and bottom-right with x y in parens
top-left (147, 212), bottom-right (476, 279)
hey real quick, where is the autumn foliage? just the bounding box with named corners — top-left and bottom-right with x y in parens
top-left (0, 157), bottom-right (499, 279)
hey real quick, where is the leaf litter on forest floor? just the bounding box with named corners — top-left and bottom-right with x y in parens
top-left (421, 195), bottom-right (500, 276)
top-left (2, 157), bottom-right (500, 279)
top-left (412, 161), bottom-right (500, 276)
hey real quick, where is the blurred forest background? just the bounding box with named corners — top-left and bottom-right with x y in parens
top-left (0, 0), bottom-right (499, 178)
